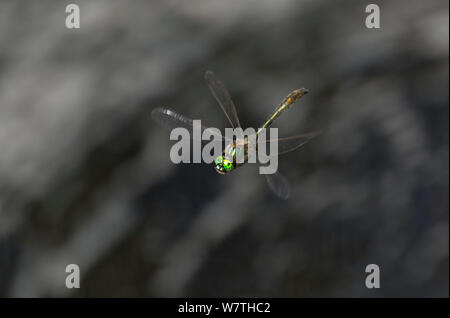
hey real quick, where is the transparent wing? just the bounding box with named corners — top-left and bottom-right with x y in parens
top-left (205, 70), bottom-right (242, 129)
top-left (265, 171), bottom-right (291, 200)
top-left (252, 131), bottom-right (321, 156)
top-left (151, 107), bottom-right (226, 141)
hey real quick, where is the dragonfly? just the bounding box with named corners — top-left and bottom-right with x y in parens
top-left (151, 71), bottom-right (320, 199)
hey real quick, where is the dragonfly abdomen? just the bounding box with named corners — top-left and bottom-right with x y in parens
top-left (257, 88), bottom-right (309, 134)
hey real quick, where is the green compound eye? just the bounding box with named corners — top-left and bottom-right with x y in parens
top-left (223, 160), bottom-right (233, 172)
top-left (215, 156), bottom-right (223, 166)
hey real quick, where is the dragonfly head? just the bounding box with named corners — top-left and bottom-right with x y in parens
top-left (214, 155), bottom-right (234, 175)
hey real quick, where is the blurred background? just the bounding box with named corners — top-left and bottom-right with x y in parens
top-left (0, 0), bottom-right (448, 297)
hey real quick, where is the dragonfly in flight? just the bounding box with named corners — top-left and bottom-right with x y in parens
top-left (152, 71), bottom-right (320, 199)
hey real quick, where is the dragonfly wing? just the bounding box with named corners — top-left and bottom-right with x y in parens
top-left (253, 131), bottom-right (321, 156)
top-left (151, 107), bottom-right (225, 141)
top-left (265, 171), bottom-right (291, 200)
top-left (205, 70), bottom-right (242, 129)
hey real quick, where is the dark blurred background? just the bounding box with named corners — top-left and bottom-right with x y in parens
top-left (0, 0), bottom-right (448, 297)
